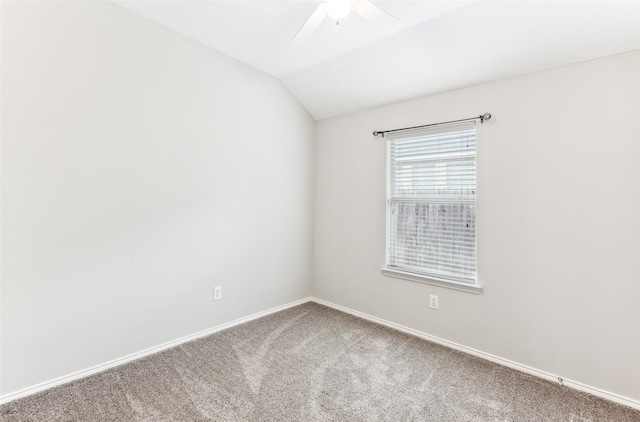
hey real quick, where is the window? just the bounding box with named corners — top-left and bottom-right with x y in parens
top-left (382, 121), bottom-right (481, 294)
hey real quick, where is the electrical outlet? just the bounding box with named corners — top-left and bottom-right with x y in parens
top-left (429, 294), bottom-right (439, 310)
top-left (213, 286), bottom-right (222, 301)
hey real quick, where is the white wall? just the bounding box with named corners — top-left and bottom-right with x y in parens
top-left (313, 51), bottom-right (640, 402)
top-left (1, 1), bottom-right (314, 396)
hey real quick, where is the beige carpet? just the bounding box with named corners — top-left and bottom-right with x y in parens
top-left (1, 302), bottom-right (638, 421)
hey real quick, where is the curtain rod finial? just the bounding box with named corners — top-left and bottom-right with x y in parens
top-left (480, 113), bottom-right (492, 123)
top-left (373, 131), bottom-right (380, 137)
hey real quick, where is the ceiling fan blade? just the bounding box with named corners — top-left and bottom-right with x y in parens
top-left (293, 4), bottom-right (328, 42)
top-left (352, 0), bottom-right (401, 30)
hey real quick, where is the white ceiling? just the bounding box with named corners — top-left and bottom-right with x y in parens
top-left (116, 1), bottom-right (640, 120)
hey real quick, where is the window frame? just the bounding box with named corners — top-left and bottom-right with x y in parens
top-left (381, 122), bottom-right (482, 294)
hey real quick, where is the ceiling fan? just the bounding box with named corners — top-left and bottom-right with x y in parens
top-left (294, 0), bottom-right (401, 42)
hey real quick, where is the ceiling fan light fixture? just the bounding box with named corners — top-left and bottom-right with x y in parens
top-left (326, 0), bottom-right (351, 20)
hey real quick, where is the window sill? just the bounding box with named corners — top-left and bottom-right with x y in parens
top-left (381, 268), bottom-right (483, 294)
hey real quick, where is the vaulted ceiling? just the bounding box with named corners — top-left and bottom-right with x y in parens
top-left (115, 1), bottom-right (640, 120)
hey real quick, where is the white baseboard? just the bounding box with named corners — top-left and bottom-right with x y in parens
top-left (3, 296), bottom-right (638, 411)
top-left (0, 297), bottom-right (312, 405)
top-left (310, 297), bottom-right (640, 411)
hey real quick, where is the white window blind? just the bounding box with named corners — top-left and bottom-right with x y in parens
top-left (386, 121), bottom-right (477, 285)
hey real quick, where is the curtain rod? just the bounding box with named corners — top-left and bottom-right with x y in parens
top-left (373, 113), bottom-right (492, 137)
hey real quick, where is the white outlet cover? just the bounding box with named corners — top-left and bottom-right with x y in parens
top-left (429, 295), bottom-right (438, 310)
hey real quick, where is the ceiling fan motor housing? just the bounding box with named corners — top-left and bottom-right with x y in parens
top-left (327, 0), bottom-right (352, 20)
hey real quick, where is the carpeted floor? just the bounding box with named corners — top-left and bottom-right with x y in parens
top-left (1, 302), bottom-right (638, 421)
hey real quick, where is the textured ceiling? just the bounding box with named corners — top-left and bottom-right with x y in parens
top-left (115, 1), bottom-right (640, 120)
